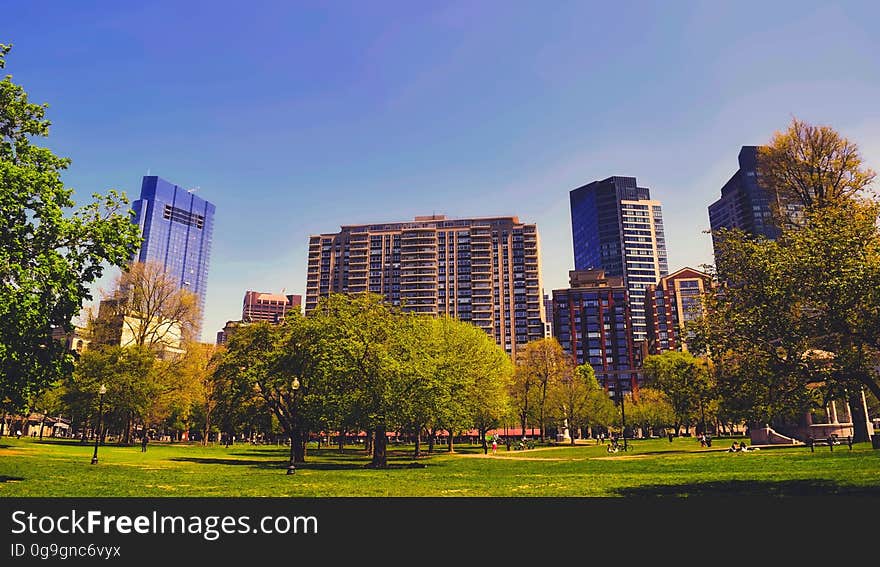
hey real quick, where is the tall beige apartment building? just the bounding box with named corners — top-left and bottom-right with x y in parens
top-left (306, 215), bottom-right (546, 356)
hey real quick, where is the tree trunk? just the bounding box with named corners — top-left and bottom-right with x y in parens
top-left (481, 430), bottom-right (488, 454)
top-left (38, 416), bottom-right (45, 440)
top-left (370, 426), bottom-right (387, 468)
top-left (427, 428), bottom-right (436, 453)
top-left (365, 429), bottom-right (373, 455)
top-left (447, 429), bottom-right (455, 453)
top-left (203, 413), bottom-right (210, 446)
top-left (123, 414), bottom-right (132, 445)
top-left (338, 429), bottom-right (345, 453)
top-left (848, 387), bottom-right (872, 443)
top-left (413, 429), bottom-right (421, 459)
top-left (294, 431), bottom-right (306, 463)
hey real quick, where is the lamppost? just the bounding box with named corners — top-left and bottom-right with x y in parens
top-left (287, 376), bottom-right (300, 475)
top-left (91, 384), bottom-right (107, 465)
top-left (618, 379), bottom-right (628, 451)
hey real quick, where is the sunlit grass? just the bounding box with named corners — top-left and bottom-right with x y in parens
top-left (1, 435), bottom-right (877, 497)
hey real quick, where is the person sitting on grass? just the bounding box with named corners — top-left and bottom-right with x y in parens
top-left (739, 441), bottom-right (750, 452)
top-left (728, 442), bottom-right (739, 453)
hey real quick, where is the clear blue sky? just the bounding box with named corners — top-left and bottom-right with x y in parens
top-left (5, 1), bottom-right (880, 342)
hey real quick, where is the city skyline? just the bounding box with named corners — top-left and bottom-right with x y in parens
top-left (5, 2), bottom-right (880, 342)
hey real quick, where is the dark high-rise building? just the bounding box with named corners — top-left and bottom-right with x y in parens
top-left (569, 176), bottom-right (668, 344)
top-left (306, 215), bottom-right (546, 356)
top-left (707, 146), bottom-right (783, 250)
top-left (242, 291), bottom-right (302, 323)
top-left (644, 267), bottom-right (713, 355)
top-left (131, 176), bottom-right (215, 326)
top-left (551, 269), bottom-right (638, 397)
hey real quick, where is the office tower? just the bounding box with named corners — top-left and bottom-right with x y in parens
top-left (644, 267), bottom-right (712, 355)
top-left (242, 291), bottom-right (302, 323)
top-left (306, 215), bottom-right (546, 356)
top-left (707, 146), bottom-right (786, 247)
top-left (551, 269), bottom-right (637, 396)
top-left (131, 176), bottom-right (215, 325)
top-left (569, 176), bottom-right (668, 343)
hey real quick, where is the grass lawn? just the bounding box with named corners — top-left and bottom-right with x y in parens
top-left (1, 436), bottom-right (878, 497)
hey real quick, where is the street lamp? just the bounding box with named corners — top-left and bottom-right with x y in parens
top-left (91, 384), bottom-right (107, 465)
top-left (618, 379), bottom-right (628, 451)
top-left (287, 377), bottom-right (300, 475)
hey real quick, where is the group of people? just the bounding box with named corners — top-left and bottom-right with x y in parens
top-left (727, 441), bottom-right (753, 452)
top-left (698, 433), bottom-right (713, 447)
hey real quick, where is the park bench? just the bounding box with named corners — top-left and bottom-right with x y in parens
top-left (807, 435), bottom-right (852, 452)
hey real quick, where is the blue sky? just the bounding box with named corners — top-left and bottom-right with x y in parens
top-left (5, 1), bottom-right (880, 342)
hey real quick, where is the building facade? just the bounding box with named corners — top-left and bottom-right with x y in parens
top-left (569, 176), bottom-right (668, 344)
top-left (551, 269), bottom-right (638, 397)
top-left (305, 215), bottom-right (546, 356)
top-left (707, 146), bottom-right (783, 246)
top-left (644, 267), bottom-right (712, 355)
top-left (242, 291), bottom-right (302, 323)
top-left (131, 176), bottom-right (215, 326)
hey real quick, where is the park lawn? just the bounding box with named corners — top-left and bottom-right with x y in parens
top-left (1, 436), bottom-right (878, 497)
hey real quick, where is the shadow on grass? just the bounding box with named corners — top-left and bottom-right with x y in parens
top-left (169, 457), bottom-right (291, 470)
top-left (615, 479), bottom-right (880, 498)
top-left (1, 475), bottom-right (25, 482)
top-left (168, 457), bottom-right (365, 471)
top-left (169, 455), bottom-right (437, 472)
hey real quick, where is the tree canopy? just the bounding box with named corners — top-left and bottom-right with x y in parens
top-left (0, 44), bottom-right (141, 413)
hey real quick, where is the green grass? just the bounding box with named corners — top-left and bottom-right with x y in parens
top-left (1, 436), bottom-right (878, 497)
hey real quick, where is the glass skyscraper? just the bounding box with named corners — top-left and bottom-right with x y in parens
top-left (131, 176), bottom-right (215, 324)
top-left (569, 176), bottom-right (668, 343)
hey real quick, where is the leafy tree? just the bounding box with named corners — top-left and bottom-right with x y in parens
top-left (0, 44), bottom-right (141, 416)
top-left (309, 293), bottom-right (401, 468)
top-left (513, 338), bottom-right (569, 441)
top-left (626, 388), bottom-right (675, 438)
top-left (697, 120), bottom-right (880, 441)
top-left (759, 117), bottom-right (876, 218)
top-left (67, 345), bottom-right (157, 444)
top-left (183, 342), bottom-right (225, 445)
top-left (642, 350), bottom-right (715, 435)
top-left (547, 363), bottom-right (615, 444)
top-left (218, 315), bottom-right (320, 471)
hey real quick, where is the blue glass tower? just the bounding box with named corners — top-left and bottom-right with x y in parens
top-left (131, 176), bottom-right (215, 324)
top-left (570, 176), bottom-right (668, 343)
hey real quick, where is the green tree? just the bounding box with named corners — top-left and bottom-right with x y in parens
top-left (626, 388), bottom-right (675, 438)
top-left (696, 120), bottom-right (880, 441)
top-left (310, 293), bottom-right (401, 468)
top-left (642, 350), bottom-right (714, 435)
top-left (67, 345), bottom-right (157, 444)
top-left (0, 44), bottom-right (141, 417)
top-left (514, 338), bottom-right (569, 441)
top-left (547, 363), bottom-right (615, 444)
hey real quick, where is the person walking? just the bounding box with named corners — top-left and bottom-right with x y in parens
top-left (141, 433), bottom-right (149, 453)
top-left (491, 438), bottom-right (498, 455)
